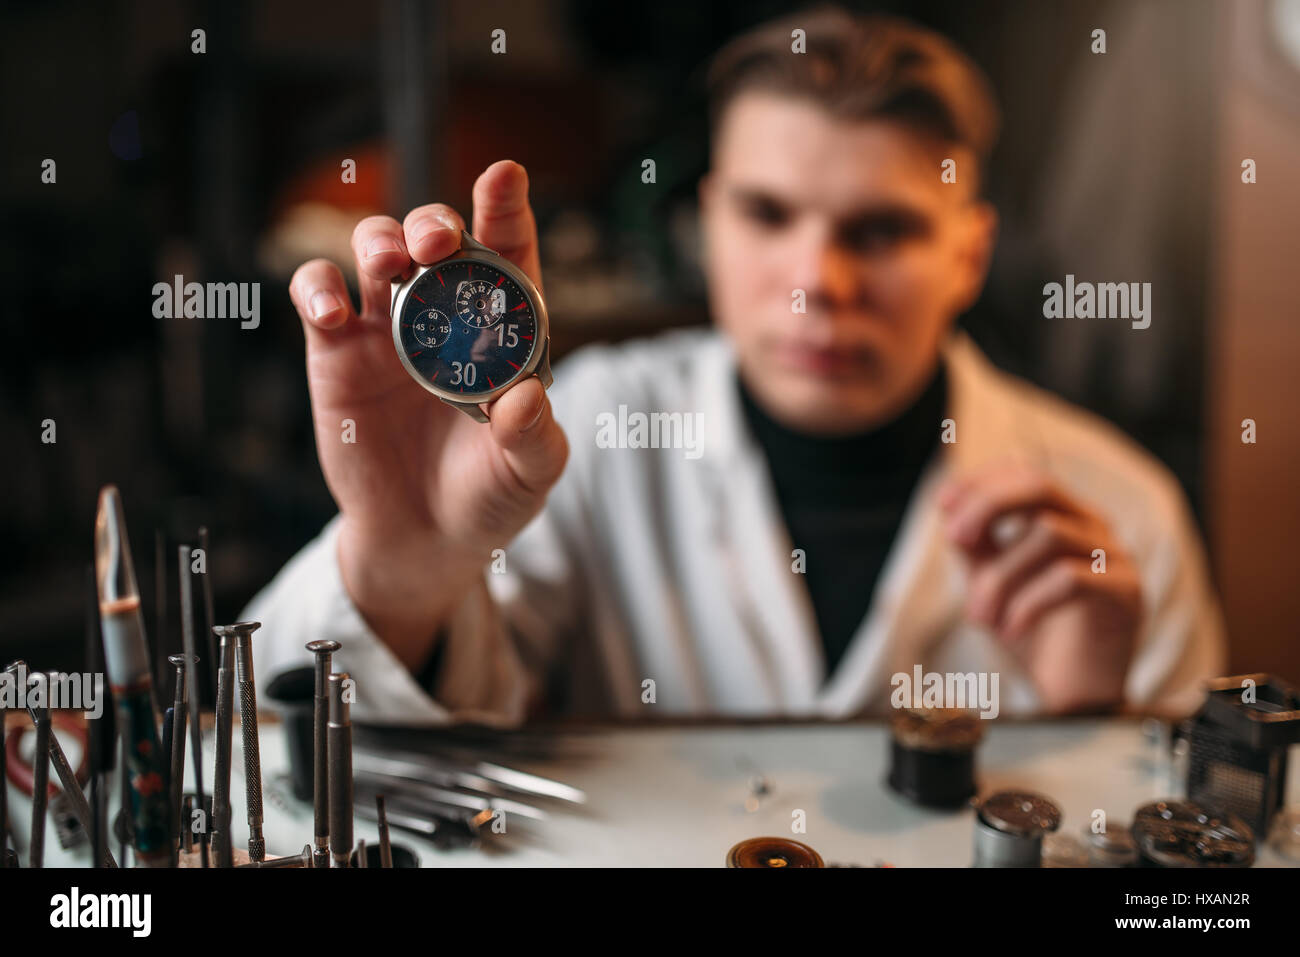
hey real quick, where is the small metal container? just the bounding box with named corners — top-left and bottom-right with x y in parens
top-left (726, 837), bottom-right (824, 868)
top-left (972, 790), bottom-right (1061, 867)
top-left (1131, 800), bottom-right (1255, 868)
top-left (887, 708), bottom-right (984, 809)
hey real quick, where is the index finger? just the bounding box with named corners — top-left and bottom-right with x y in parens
top-left (403, 203), bottom-right (467, 266)
top-left (471, 160), bottom-right (543, 292)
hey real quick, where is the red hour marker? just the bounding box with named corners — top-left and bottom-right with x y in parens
top-left (494, 276), bottom-right (504, 287)
top-left (486, 375), bottom-right (495, 388)
top-left (412, 293), bottom-right (425, 304)
top-left (409, 350), bottom-right (423, 358)
top-left (436, 271), bottom-right (445, 287)
top-left (521, 334), bottom-right (533, 340)
top-left (505, 359), bottom-right (520, 370)
top-left (510, 301), bottom-right (527, 312)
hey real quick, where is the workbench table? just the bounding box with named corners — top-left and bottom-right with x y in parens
top-left (13, 715), bottom-right (1300, 868)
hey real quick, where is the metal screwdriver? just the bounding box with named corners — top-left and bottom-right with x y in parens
top-left (306, 639), bottom-right (340, 868)
top-left (181, 795), bottom-right (194, 855)
top-left (177, 544), bottom-right (209, 867)
top-left (328, 671), bottom-right (354, 868)
top-left (210, 626), bottom-right (237, 867)
top-left (231, 621), bottom-right (265, 862)
top-left (236, 844), bottom-right (311, 868)
top-left (377, 794), bottom-right (393, 868)
top-left (28, 670), bottom-right (50, 868)
top-left (167, 654), bottom-right (193, 866)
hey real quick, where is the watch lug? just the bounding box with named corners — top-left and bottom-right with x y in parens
top-left (442, 397), bottom-right (490, 423)
top-left (537, 338), bottom-right (553, 389)
top-left (460, 229), bottom-right (494, 255)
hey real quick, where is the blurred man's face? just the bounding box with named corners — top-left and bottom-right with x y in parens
top-left (699, 91), bottom-right (997, 435)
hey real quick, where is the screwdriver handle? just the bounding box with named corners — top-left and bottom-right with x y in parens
top-left (30, 713), bottom-right (50, 868)
top-left (327, 672), bottom-right (353, 869)
top-left (313, 687), bottom-right (330, 866)
top-left (211, 657), bottom-right (235, 867)
top-left (239, 679), bottom-right (264, 862)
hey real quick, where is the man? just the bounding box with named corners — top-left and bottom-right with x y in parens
top-left (249, 9), bottom-right (1224, 725)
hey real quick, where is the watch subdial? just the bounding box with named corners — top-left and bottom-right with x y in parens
top-left (455, 280), bottom-right (507, 329)
top-left (412, 308), bottom-right (452, 349)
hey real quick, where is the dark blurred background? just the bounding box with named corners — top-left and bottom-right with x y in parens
top-left (3, 0), bottom-right (1298, 694)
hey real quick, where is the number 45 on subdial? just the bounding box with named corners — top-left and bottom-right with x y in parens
top-left (412, 308), bottom-right (452, 348)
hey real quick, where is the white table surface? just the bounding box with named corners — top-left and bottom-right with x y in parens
top-left (12, 715), bottom-right (1300, 868)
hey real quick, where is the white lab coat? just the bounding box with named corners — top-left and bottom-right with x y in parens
top-left (244, 328), bottom-right (1226, 726)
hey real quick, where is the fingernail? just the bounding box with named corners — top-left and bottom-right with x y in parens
top-left (310, 291), bottom-right (341, 320)
top-left (412, 224), bottom-right (458, 249)
top-left (520, 397), bottom-right (546, 433)
top-left (366, 236), bottom-right (401, 258)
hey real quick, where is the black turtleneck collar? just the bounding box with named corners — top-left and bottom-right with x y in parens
top-left (737, 364), bottom-right (949, 490)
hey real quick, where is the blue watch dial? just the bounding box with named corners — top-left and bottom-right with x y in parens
top-left (396, 258), bottom-right (539, 397)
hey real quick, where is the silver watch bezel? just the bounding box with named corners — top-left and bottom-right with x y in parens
top-left (391, 230), bottom-right (551, 410)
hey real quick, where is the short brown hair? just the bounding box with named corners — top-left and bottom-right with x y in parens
top-left (705, 6), bottom-right (1000, 182)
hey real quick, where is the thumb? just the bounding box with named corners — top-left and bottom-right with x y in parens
top-left (486, 377), bottom-right (569, 495)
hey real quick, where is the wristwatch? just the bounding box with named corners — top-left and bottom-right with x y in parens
top-left (391, 229), bottom-right (552, 422)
